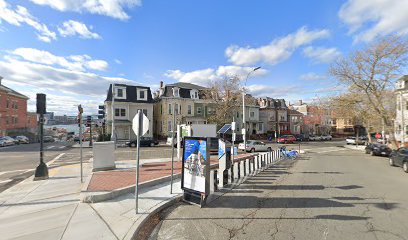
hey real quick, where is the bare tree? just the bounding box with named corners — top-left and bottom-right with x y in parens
top-left (330, 35), bottom-right (408, 146)
top-left (203, 76), bottom-right (242, 127)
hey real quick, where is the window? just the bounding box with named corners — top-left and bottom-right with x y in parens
top-left (115, 108), bottom-right (126, 117)
top-left (160, 105), bottom-right (163, 114)
top-left (173, 87), bottom-right (179, 97)
top-left (398, 100), bottom-right (401, 110)
top-left (137, 88), bottom-right (147, 100)
top-left (406, 102), bottom-right (408, 110)
top-left (117, 88), bottom-right (123, 97)
top-left (168, 121), bottom-right (172, 132)
top-left (280, 115), bottom-right (285, 121)
top-left (195, 92), bottom-right (198, 99)
top-left (250, 112), bottom-right (255, 118)
top-left (175, 104), bottom-right (179, 114)
top-left (236, 112), bottom-right (239, 118)
top-left (169, 104), bottom-right (172, 114)
top-left (137, 109), bottom-right (148, 116)
top-left (332, 119), bottom-right (337, 124)
top-left (6, 99), bottom-right (9, 108)
top-left (406, 126), bottom-right (408, 135)
top-left (14, 102), bottom-right (18, 109)
top-left (197, 107), bottom-right (202, 114)
top-left (188, 105), bottom-right (192, 115)
top-left (258, 123), bottom-right (263, 131)
top-left (14, 117), bottom-right (18, 124)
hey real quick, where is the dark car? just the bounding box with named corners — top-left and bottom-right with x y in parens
top-left (294, 134), bottom-right (305, 142)
top-left (43, 136), bottom-right (55, 142)
top-left (389, 147), bottom-right (408, 173)
top-left (126, 137), bottom-right (159, 147)
top-left (365, 143), bottom-right (392, 157)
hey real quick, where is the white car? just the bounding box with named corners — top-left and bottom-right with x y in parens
top-left (308, 135), bottom-right (321, 141)
top-left (346, 136), bottom-right (366, 145)
top-left (238, 140), bottom-right (272, 152)
top-left (0, 137), bottom-right (14, 146)
top-left (321, 135), bottom-right (332, 141)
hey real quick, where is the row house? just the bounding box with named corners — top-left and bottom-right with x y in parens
top-left (153, 82), bottom-right (216, 138)
top-left (234, 103), bottom-right (261, 135)
top-left (258, 97), bottom-right (290, 135)
top-left (105, 84), bottom-right (154, 140)
top-left (0, 77), bottom-right (36, 136)
top-left (394, 75), bottom-right (408, 143)
top-left (288, 109), bottom-right (303, 135)
top-left (302, 106), bottom-right (332, 135)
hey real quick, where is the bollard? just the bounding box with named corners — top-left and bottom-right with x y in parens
top-left (246, 158), bottom-right (250, 175)
top-left (233, 162), bottom-right (239, 180)
top-left (210, 170), bottom-right (217, 193)
top-left (240, 160), bottom-right (245, 178)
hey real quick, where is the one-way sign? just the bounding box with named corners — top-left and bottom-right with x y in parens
top-left (132, 111), bottom-right (149, 136)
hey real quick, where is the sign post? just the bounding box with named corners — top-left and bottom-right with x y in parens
top-left (132, 110), bottom-right (149, 214)
top-left (78, 105), bottom-right (84, 183)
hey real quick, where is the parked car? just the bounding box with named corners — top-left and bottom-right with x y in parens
top-left (126, 137), bottom-right (159, 147)
top-left (0, 137), bottom-right (15, 146)
top-left (346, 136), bottom-right (366, 145)
top-left (321, 135), bottom-right (332, 141)
top-left (294, 134), bottom-right (305, 142)
top-left (388, 147), bottom-right (408, 173)
top-left (365, 143), bottom-right (392, 157)
top-left (3, 136), bottom-right (18, 145)
top-left (308, 135), bottom-right (319, 141)
top-left (14, 135), bottom-right (29, 144)
top-left (43, 136), bottom-right (55, 142)
top-left (238, 140), bottom-right (272, 152)
top-left (277, 135), bottom-right (296, 144)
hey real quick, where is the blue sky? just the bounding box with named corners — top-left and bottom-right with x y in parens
top-left (1, 0), bottom-right (407, 115)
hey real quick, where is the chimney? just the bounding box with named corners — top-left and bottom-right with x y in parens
top-left (0, 76), bottom-right (3, 85)
top-left (160, 81), bottom-right (164, 89)
top-left (298, 100), bottom-right (303, 105)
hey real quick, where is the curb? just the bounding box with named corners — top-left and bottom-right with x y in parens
top-left (127, 194), bottom-right (183, 240)
top-left (81, 172), bottom-right (182, 203)
top-left (343, 145), bottom-right (366, 151)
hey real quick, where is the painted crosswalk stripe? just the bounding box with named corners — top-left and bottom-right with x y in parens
top-left (59, 146), bottom-right (65, 149)
top-left (46, 146), bottom-right (55, 149)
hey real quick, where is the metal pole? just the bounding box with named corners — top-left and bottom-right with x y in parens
top-left (170, 103), bottom-right (176, 194)
top-left (400, 92), bottom-right (405, 146)
top-left (232, 117), bottom-right (235, 164)
top-left (111, 83), bottom-right (116, 144)
top-left (135, 110), bottom-right (141, 213)
top-left (79, 114), bottom-right (83, 183)
top-left (242, 92), bottom-right (246, 150)
top-left (382, 118), bottom-right (385, 144)
top-left (89, 117), bottom-right (93, 147)
top-left (40, 113), bottom-right (44, 164)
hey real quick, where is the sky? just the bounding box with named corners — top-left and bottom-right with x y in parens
top-left (1, 0), bottom-right (408, 115)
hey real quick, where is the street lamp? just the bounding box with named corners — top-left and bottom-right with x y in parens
top-left (242, 66), bottom-right (261, 150)
top-left (111, 83), bottom-right (117, 144)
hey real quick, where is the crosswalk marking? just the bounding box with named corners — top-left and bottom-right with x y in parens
top-left (46, 146), bottom-right (55, 149)
top-left (59, 146), bottom-right (65, 149)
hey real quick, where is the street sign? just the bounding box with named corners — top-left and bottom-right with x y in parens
top-left (232, 132), bottom-right (236, 142)
top-left (132, 112), bottom-right (149, 136)
top-left (375, 133), bottom-right (381, 139)
top-left (231, 122), bottom-right (236, 131)
top-left (241, 129), bottom-right (245, 135)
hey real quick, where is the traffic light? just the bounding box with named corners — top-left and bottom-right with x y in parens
top-left (36, 93), bottom-right (46, 114)
top-left (98, 105), bottom-right (105, 119)
top-left (86, 116), bottom-right (92, 127)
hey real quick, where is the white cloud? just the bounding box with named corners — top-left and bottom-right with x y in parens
top-left (0, 57), bottom-right (137, 114)
top-left (58, 20), bottom-right (100, 39)
top-left (11, 48), bottom-right (108, 72)
top-left (30, 0), bottom-right (142, 20)
top-left (164, 66), bottom-right (268, 86)
top-left (225, 26), bottom-right (330, 66)
top-left (300, 72), bottom-right (327, 81)
top-left (246, 84), bottom-right (302, 98)
top-left (302, 46), bottom-right (341, 63)
top-left (114, 59), bottom-right (122, 64)
top-left (339, 0), bottom-right (408, 42)
top-left (0, 0), bottom-right (56, 42)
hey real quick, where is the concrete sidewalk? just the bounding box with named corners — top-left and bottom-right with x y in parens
top-left (0, 158), bottom-right (182, 240)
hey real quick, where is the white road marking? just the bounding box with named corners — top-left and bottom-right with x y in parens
top-left (46, 153), bottom-right (65, 166)
top-left (0, 179), bottom-right (12, 184)
top-left (0, 169), bottom-right (32, 176)
top-left (46, 146), bottom-right (55, 149)
top-left (315, 149), bottom-right (347, 154)
top-left (59, 146), bottom-right (65, 149)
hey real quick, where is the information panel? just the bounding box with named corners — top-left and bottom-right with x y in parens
top-left (181, 137), bottom-right (209, 194)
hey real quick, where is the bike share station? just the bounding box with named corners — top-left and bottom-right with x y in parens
top-left (181, 123), bottom-right (296, 207)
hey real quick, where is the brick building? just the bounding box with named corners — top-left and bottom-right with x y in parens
top-left (0, 78), bottom-right (35, 136)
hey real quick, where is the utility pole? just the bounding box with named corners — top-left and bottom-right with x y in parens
top-left (242, 67), bottom-right (261, 150)
top-left (400, 92), bottom-right (405, 146)
top-left (170, 103), bottom-right (176, 194)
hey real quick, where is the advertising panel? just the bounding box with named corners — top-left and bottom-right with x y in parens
top-left (182, 137), bottom-right (209, 194)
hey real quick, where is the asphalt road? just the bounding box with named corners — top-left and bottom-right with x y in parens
top-left (152, 143), bottom-right (408, 240)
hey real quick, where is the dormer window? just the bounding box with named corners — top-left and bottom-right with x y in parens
top-left (115, 87), bottom-right (126, 99)
top-left (173, 87), bottom-right (180, 97)
top-left (190, 89), bottom-right (199, 99)
top-left (137, 88), bottom-right (147, 101)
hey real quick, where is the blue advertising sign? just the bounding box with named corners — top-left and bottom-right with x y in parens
top-left (182, 138), bottom-right (208, 193)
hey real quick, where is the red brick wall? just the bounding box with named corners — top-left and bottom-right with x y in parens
top-left (0, 90), bottom-right (28, 134)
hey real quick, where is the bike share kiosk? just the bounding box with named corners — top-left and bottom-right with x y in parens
top-left (181, 137), bottom-right (210, 207)
top-left (218, 138), bottom-right (232, 186)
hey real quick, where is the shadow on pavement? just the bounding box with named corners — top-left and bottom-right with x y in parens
top-left (2, 199), bottom-right (78, 207)
top-left (332, 185), bottom-right (363, 190)
top-left (297, 171), bottom-right (344, 174)
top-left (165, 214), bottom-right (369, 221)
top-left (238, 185), bottom-right (326, 190)
top-left (207, 196), bottom-right (354, 208)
